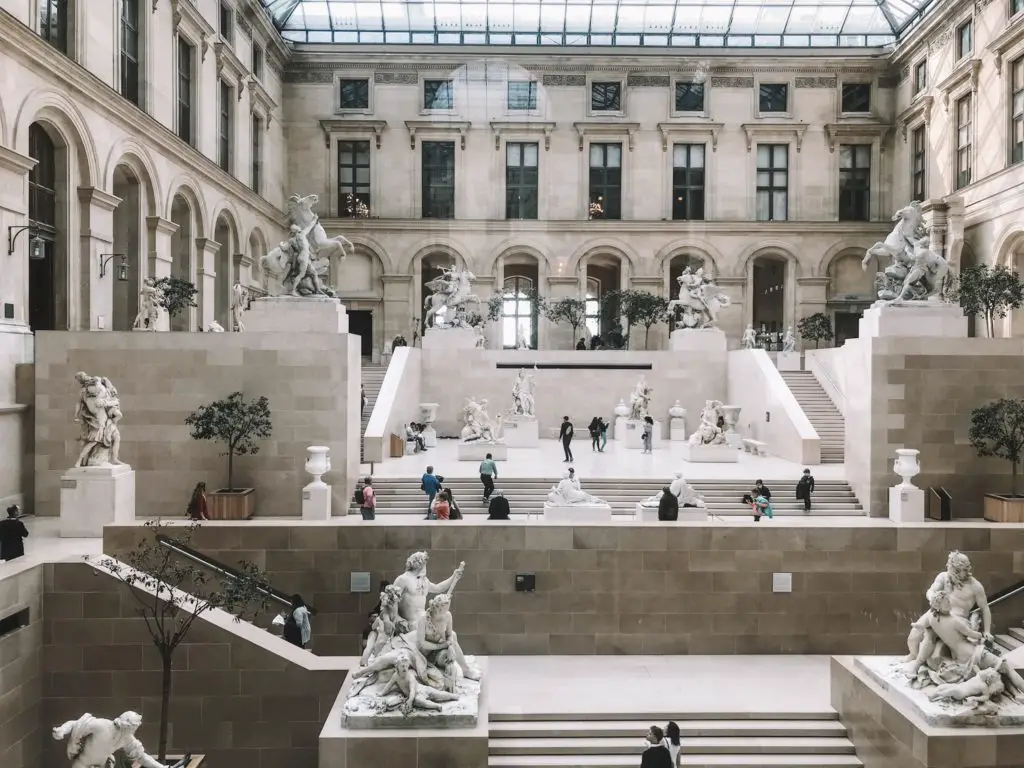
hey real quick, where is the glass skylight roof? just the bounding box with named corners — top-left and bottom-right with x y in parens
top-left (260, 0), bottom-right (939, 47)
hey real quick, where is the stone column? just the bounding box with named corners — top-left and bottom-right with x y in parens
top-left (146, 216), bottom-right (178, 332)
top-left (77, 187), bottom-right (122, 331)
top-left (194, 238), bottom-right (220, 330)
top-left (716, 276), bottom-right (746, 344)
top-left (0, 146), bottom-right (38, 328)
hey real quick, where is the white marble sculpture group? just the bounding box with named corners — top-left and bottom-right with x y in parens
top-left (863, 201), bottom-right (951, 303)
top-left (73, 372), bottom-right (124, 468)
top-left (628, 375), bottom-right (652, 420)
top-left (740, 325), bottom-right (756, 349)
top-left (54, 711), bottom-right (168, 768)
top-left (344, 551), bottom-right (482, 727)
top-left (688, 400), bottom-right (728, 446)
top-left (640, 471), bottom-right (706, 509)
top-left (545, 470), bottom-right (607, 506)
top-left (667, 266), bottom-right (731, 329)
top-left (460, 397), bottom-right (504, 443)
top-left (231, 281), bottom-right (248, 331)
top-left (132, 278), bottom-right (164, 331)
top-left (424, 266), bottom-right (483, 329)
top-left (510, 368), bottom-right (536, 418)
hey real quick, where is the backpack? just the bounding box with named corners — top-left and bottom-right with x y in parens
top-left (353, 485), bottom-right (365, 505)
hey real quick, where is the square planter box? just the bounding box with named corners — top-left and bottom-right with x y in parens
top-left (208, 488), bottom-right (256, 520)
top-left (983, 494), bottom-right (1024, 523)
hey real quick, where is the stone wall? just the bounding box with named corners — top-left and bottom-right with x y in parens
top-left (34, 330), bottom-right (361, 518)
top-left (104, 522), bottom-right (1024, 657)
top-left (0, 563), bottom-right (43, 768)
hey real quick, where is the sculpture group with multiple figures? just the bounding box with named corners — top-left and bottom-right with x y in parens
top-left (132, 278), bottom-right (164, 331)
top-left (863, 201), bottom-right (950, 303)
top-left (668, 266), bottom-right (732, 329)
top-left (460, 397), bottom-right (504, 444)
top-left (628, 375), bottom-right (653, 420)
top-left (898, 551), bottom-right (1024, 713)
top-left (260, 194), bottom-right (354, 297)
top-left (73, 372), bottom-right (124, 468)
top-left (423, 266), bottom-right (483, 329)
top-left (344, 552), bottom-right (482, 725)
top-left (688, 400), bottom-right (727, 447)
top-left (641, 471), bottom-right (706, 509)
top-left (510, 368), bottom-right (536, 418)
top-left (231, 281), bottom-right (248, 331)
top-left (546, 470), bottom-right (607, 506)
top-left (53, 711), bottom-right (175, 768)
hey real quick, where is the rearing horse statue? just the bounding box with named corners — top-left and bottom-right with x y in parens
top-left (260, 194), bottom-right (355, 294)
top-left (862, 201), bottom-right (923, 273)
top-left (423, 268), bottom-right (482, 328)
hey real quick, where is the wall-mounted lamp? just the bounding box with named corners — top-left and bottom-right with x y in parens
top-left (7, 225), bottom-right (42, 257)
top-left (99, 253), bottom-right (129, 282)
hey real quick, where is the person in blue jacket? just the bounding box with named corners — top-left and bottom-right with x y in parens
top-left (421, 465), bottom-right (442, 519)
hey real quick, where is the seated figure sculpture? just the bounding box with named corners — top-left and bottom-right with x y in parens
top-left (688, 400), bottom-right (727, 446)
top-left (546, 470), bottom-right (607, 506)
top-left (641, 471), bottom-right (705, 509)
top-left (460, 397), bottom-right (504, 444)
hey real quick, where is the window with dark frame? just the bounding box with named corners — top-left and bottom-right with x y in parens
top-left (588, 143), bottom-right (622, 220)
top-left (176, 36), bottom-right (194, 145)
top-left (337, 140), bottom-right (371, 217)
top-left (28, 124), bottom-right (57, 332)
top-left (956, 94), bottom-right (972, 189)
top-left (671, 143), bottom-right (705, 221)
top-left (505, 142), bottom-right (539, 220)
top-left (914, 61), bottom-right (927, 94)
top-left (758, 84), bottom-right (788, 113)
top-left (912, 125), bottom-right (926, 200)
top-left (120, 0), bottom-right (141, 106)
top-left (40, 0), bottom-right (69, 54)
top-left (755, 144), bottom-right (788, 222)
top-left (674, 82), bottom-right (705, 112)
top-left (1014, 0), bottom-right (1024, 16)
top-left (421, 141), bottom-right (455, 219)
top-left (219, 1), bottom-right (233, 41)
top-left (251, 44), bottom-right (264, 81)
top-left (841, 83), bottom-right (871, 113)
top-left (507, 81), bottom-right (537, 110)
top-left (423, 80), bottom-right (454, 110)
top-left (218, 79), bottom-right (233, 173)
top-left (838, 144), bottom-right (871, 222)
top-left (339, 79), bottom-right (370, 110)
top-left (956, 20), bottom-right (973, 60)
top-left (502, 276), bottom-right (536, 349)
top-left (251, 114), bottom-right (262, 193)
top-left (1012, 57), bottom-right (1024, 164)
top-left (591, 81), bottom-right (622, 112)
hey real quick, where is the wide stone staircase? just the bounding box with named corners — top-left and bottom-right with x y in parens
top-left (360, 361), bottom-right (387, 463)
top-left (779, 371), bottom-right (845, 464)
top-left (487, 711), bottom-right (861, 767)
top-left (349, 476), bottom-right (864, 517)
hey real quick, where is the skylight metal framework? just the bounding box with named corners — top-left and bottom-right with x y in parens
top-left (259, 0), bottom-right (940, 48)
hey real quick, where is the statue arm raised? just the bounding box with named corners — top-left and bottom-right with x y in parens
top-left (429, 562), bottom-right (465, 595)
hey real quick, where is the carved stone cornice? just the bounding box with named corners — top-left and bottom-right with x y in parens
top-left (171, 0), bottom-right (215, 61)
top-left (0, 146), bottom-right (37, 175)
top-left (489, 121), bottom-right (556, 151)
top-left (77, 187), bottom-right (122, 212)
top-left (247, 76), bottom-right (277, 125)
top-left (823, 123), bottom-right (894, 153)
top-left (146, 216), bottom-right (180, 237)
top-left (214, 40), bottom-right (248, 96)
top-left (656, 122), bottom-right (724, 152)
top-left (935, 58), bottom-right (981, 110)
top-left (405, 120), bottom-right (471, 150)
top-left (740, 122), bottom-right (807, 153)
top-left (897, 95), bottom-right (934, 141)
top-left (573, 121), bottom-right (640, 151)
top-left (319, 119), bottom-right (388, 149)
top-left (988, 15), bottom-right (1024, 73)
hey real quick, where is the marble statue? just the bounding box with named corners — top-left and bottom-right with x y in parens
top-left (73, 372), bottom-right (123, 468)
top-left (688, 400), bottom-right (727, 447)
top-left (131, 278), bottom-right (163, 331)
top-left (863, 201), bottom-right (950, 302)
top-left (231, 281), bottom-right (248, 331)
top-left (460, 397), bottom-right (504, 443)
top-left (511, 368), bottom-right (536, 418)
top-left (515, 325), bottom-right (529, 350)
top-left (424, 266), bottom-right (483, 329)
top-left (667, 266), bottom-right (732, 329)
top-left (206, 320), bottom-right (225, 332)
top-left (53, 711), bottom-right (168, 768)
top-left (546, 470), bottom-right (607, 506)
top-left (740, 325), bottom-right (756, 349)
top-left (642, 471), bottom-right (706, 509)
top-left (782, 327), bottom-right (796, 352)
top-left (259, 194), bottom-right (352, 297)
top-left (628, 376), bottom-right (653, 420)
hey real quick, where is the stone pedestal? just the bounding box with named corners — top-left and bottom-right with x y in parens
top-left (635, 504), bottom-right (706, 521)
top-left (680, 443), bottom-right (739, 463)
top-left (777, 351), bottom-right (802, 371)
top-left (670, 328), bottom-right (727, 353)
top-left (457, 442), bottom-right (508, 461)
top-left (302, 482), bottom-right (331, 520)
top-left (503, 417), bottom-right (539, 447)
top-left (543, 504), bottom-right (613, 522)
top-left (421, 426), bottom-right (438, 448)
top-left (888, 486), bottom-right (924, 523)
top-left (669, 418), bottom-right (687, 441)
top-left (423, 328), bottom-right (477, 350)
top-left (59, 464), bottom-right (136, 538)
top-left (860, 301), bottom-right (968, 338)
top-left (245, 296), bottom-right (348, 334)
top-left (615, 418), bottom-right (662, 449)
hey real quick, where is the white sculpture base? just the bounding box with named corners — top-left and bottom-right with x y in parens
top-left (503, 417), bottom-right (539, 447)
top-left (457, 442), bottom-right (508, 461)
top-left (422, 327), bottom-right (478, 350)
top-left (59, 465), bottom-right (136, 538)
top-left (635, 504), bottom-right (707, 522)
top-left (302, 482), bottom-right (331, 520)
top-left (343, 672), bottom-right (481, 729)
top-left (670, 328), bottom-right (727, 353)
top-left (669, 418), bottom-right (687, 441)
top-left (245, 296), bottom-right (348, 334)
top-left (888, 486), bottom-right (924, 523)
top-left (421, 425), bottom-right (438, 448)
top-left (614, 418), bottom-right (663, 448)
top-left (777, 351), bottom-right (802, 371)
top-left (680, 443), bottom-right (739, 463)
top-left (860, 301), bottom-right (968, 339)
top-left (543, 504), bottom-right (613, 522)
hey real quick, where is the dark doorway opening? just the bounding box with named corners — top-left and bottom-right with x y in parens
top-left (834, 312), bottom-right (861, 347)
top-left (349, 310), bottom-right (373, 357)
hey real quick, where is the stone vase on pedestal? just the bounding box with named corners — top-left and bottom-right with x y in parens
top-left (668, 401), bottom-right (687, 441)
top-left (302, 445), bottom-right (332, 520)
top-left (889, 448), bottom-right (923, 522)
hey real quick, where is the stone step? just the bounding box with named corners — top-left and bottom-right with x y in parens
top-left (489, 737), bottom-right (855, 756)
top-left (488, 721), bottom-right (848, 739)
top-left (488, 755), bottom-right (862, 767)
top-left (1007, 627), bottom-right (1024, 644)
top-left (489, 713), bottom-right (840, 723)
top-left (995, 633), bottom-right (1023, 653)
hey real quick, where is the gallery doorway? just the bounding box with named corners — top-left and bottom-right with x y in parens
top-left (349, 310), bottom-right (373, 357)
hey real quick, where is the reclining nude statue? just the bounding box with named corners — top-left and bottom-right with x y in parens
top-left (53, 711), bottom-right (171, 768)
top-left (546, 471), bottom-right (607, 506)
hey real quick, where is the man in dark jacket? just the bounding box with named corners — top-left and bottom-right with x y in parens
top-left (0, 505), bottom-right (29, 561)
top-left (796, 468), bottom-right (815, 513)
top-left (422, 466), bottom-right (442, 519)
top-left (488, 491), bottom-right (511, 520)
top-left (640, 726), bottom-right (673, 768)
top-left (754, 479), bottom-right (771, 500)
top-left (559, 416), bottom-right (575, 463)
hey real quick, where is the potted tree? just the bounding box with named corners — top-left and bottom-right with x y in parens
top-left (970, 398), bottom-right (1024, 522)
top-left (98, 520), bottom-right (272, 763)
top-left (541, 297), bottom-right (588, 349)
top-left (958, 264), bottom-right (1024, 338)
top-left (797, 312), bottom-right (834, 349)
top-left (154, 277), bottom-right (199, 329)
top-left (184, 392), bottom-right (272, 519)
top-left (609, 290), bottom-right (669, 350)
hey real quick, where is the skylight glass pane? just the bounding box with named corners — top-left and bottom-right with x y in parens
top-left (515, 5), bottom-right (541, 31)
top-left (461, 4), bottom-right (487, 29)
top-left (539, 4), bottom-right (565, 31)
top-left (381, 3), bottom-right (411, 29)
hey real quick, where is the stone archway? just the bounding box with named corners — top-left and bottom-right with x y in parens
top-left (168, 191), bottom-right (196, 331)
top-left (826, 249), bottom-right (875, 345)
top-left (213, 212), bottom-right (238, 331)
top-left (111, 164), bottom-right (143, 330)
top-left (26, 122), bottom-right (67, 331)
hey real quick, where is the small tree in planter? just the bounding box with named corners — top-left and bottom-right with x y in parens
top-left (184, 392), bottom-right (272, 519)
top-left (797, 313), bottom-right (834, 349)
top-left (958, 264), bottom-right (1024, 338)
top-left (98, 519), bottom-right (272, 761)
top-left (154, 277), bottom-right (199, 320)
top-left (610, 290), bottom-right (669, 349)
top-left (970, 398), bottom-right (1024, 521)
top-left (541, 297), bottom-right (588, 348)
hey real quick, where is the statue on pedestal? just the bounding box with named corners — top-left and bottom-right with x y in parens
top-left (628, 376), bottom-right (652, 420)
top-left (546, 470), bottom-right (607, 506)
top-left (259, 193), bottom-right (351, 297)
top-left (231, 281), bottom-right (248, 331)
top-left (641, 471), bottom-right (706, 509)
top-left (511, 368), bottom-right (536, 418)
top-left (782, 327), bottom-right (796, 352)
top-left (460, 397), bottom-right (504, 443)
top-left (741, 325), bottom-right (757, 349)
top-left (73, 372), bottom-right (123, 468)
top-left (863, 201), bottom-right (950, 303)
top-left (424, 267), bottom-right (483, 329)
top-left (688, 400), bottom-right (727, 446)
top-left (132, 278), bottom-right (163, 331)
top-left (668, 266), bottom-right (731, 329)
top-left (53, 711), bottom-right (168, 768)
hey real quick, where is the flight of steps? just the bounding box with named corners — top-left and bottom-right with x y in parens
top-left (993, 626), bottom-right (1024, 655)
top-left (348, 477), bottom-right (864, 517)
top-left (360, 361), bottom-right (387, 463)
top-left (779, 371), bottom-right (845, 464)
top-left (488, 712), bottom-right (861, 768)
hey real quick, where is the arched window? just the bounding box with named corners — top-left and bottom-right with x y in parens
top-left (585, 277), bottom-right (601, 338)
top-left (28, 124), bottom-right (58, 331)
top-left (502, 275), bottom-right (534, 348)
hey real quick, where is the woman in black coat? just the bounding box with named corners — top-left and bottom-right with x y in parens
top-left (657, 487), bottom-right (679, 521)
top-left (488, 491), bottom-right (511, 520)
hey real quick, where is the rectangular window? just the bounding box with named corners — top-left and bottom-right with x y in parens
top-left (251, 44), bottom-right (264, 81)
top-left (956, 94), bottom-right (972, 189)
top-left (422, 141), bottom-right (455, 219)
top-left (218, 80), bottom-right (233, 173)
top-left (759, 84), bottom-right (788, 113)
top-left (507, 81), bottom-right (537, 111)
top-left (841, 83), bottom-right (871, 114)
top-left (1013, 57), bottom-right (1024, 164)
top-left (956, 20), bottom-right (973, 60)
top-left (588, 143), bottom-right (622, 220)
top-left (338, 140), bottom-right (371, 217)
top-left (423, 80), bottom-right (454, 110)
top-left (914, 61), bottom-right (927, 95)
top-left (120, 0), bottom-right (141, 106)
top-left (219, 1), bottom-right (233, 41)
top-left (671, 144), bottom-right (705, 221)
top-left (251, 114), bottom-right (262, 193)
top-left (176, 37), bottom-right (194, 146)
top-left (912, 126), bottom-right (926, 200)
top-left (40, 0), bottom-right (69, 53)
top-left (755, 144), bottom-right (788, 222)
top-left (591, 82), bottom-right (622, 112)
top-left (674, 82), bottom-right (705, 112)
top-left (1014, 0), bottom-right (1024, 16)
top-left (505, 142), bottom-right (539, 220)
top-left (838, 144), bottom-right (871, 222)
top-left (339, 79), bottom-right (370, 110)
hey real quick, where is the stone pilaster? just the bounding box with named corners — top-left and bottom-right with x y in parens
top-left (381, 273), bottom-right (413, 345)
top-left (146, 217), bottom-right (179, 332)
top-left (0, 146), bottom-right (38, 327)
top-left (194, 238), bottom-right (221, 329)
top-left (796, 276), bottom-right (830, 322)
top-left (77, 187), bottom-right (122, 331)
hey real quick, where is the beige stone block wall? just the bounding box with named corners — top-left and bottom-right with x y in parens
top-left (34, 330), bottom-right (361, 518)
top-left (0, 564), bottom-right (43, 768)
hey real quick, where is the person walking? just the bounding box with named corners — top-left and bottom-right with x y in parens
top-left (185, 482), bottom-right (209, 520)
top-left (588, 417), bottom-right (602, 452)
top-left (479, 453), bottom-right (498, 502)
top-left (599, 417), bottom-right (609, 451)
top-left (488, 491), bottom-right (511, 520)
top-left (642, 416), bottom-right (654, 454)
top-left (421, 466), bottom-right (442, 519)
top-left (283, 594), bottom-right (313, 649)
top-left (0, 505), bottom-right (29, 562)
top-left (360, 476), bottom-right (377, 520)
top-left (796, 468), bottom-right (815, 513)
top-left (559, 415), bottom-right (575, 463)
